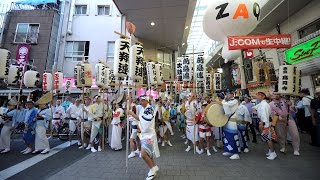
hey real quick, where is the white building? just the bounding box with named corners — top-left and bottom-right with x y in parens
top-left (57, 0), bottom-right (122, 80)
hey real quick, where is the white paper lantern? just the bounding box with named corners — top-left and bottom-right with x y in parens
top-left (155, 64), bottom-right (164, 85)
top-left (42, 73), bottom-right (53, 91)
top-left (214, 73), bottom-right (222, 91)
top-left (205, 72), bottom-right (212, 91)
top-left (95, 62), bottom-right (107, 88)
top-left (176, 57), bottom-right (183, 82)
top-left (80, 63), bottom-right (93, 87)
top-left (195, 55), bottom-right (205, 81)
top-left (114, 38), bottom-right (130, 78)
top-left (203, 0), bottom-right (261, 41)
top-left (65, 79), bottom-right (72, 94)
top-left (103, 66), bottom-right (110, 89)
top-left (108, 69), bottom-right (119, 92)
top-left (74, 64), bottom-right (82, 88)
top-left (129, 44), bottom-right (144, 80)
top-left (7, 65), bottom-right (23, 85)
top-left (222, 38), bottom-right (241, 60)
top-left (278, 65), bottom-right (295, 94)
top-left (182, 57), bottom-right (192, 81)
top-left (0, 49), bottom-right (11, 79)
top-left (146, 62), bottom-right (157, 85)
top-left (54, 72), bottom-right (63, 90)
top-left (24, 70), bottom-right (40, 88)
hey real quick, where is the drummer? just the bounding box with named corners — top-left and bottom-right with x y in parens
top-left (235, 97), bottom-right (251, 153)
top-left (222, 91), bottom-right (240, 160)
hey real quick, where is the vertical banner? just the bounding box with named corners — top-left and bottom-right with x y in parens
top-left (182, 56), bottom-right (191, 81)
top-left (108, 69), bottom-right (119, 93)
top-left (0, 49), bottom-right (11, 79)
top-left (176, 57), bottom-right (183, 82)
top-left (16, 44), bottom-right (30, 68)
top-left (214, 73), bottom-right (222, 91)
top-left (195, 54), bottom-right (205, 94)
top-left (278, 65), bottom-right (296, 94)
top-left (146, 62), bottom-right (157, 86)
top-left (42, 73), bottom-right (53, 92)
top-left (95, 62), bottom-right (107, 88)
top-left (155, 64), bottom-right (164, 85)
top-left (114, 38), bottom-right (130, 78)
top-left (65, 79), bottom-right (71, 94)
top-left (80, 63), bottom-right (93, 87)
top-left (129, 44), bottom-right (144, 83)
top-left (54, 72), bottom-right (63, 90)
top-left (205, 71), bottom-right (212, 91)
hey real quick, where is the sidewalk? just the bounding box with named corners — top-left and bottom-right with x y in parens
top-left (47, 130), bottom-right (320, 180)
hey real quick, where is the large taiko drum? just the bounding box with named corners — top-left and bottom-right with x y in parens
top-left (205, 103), bottom-right (228, 127)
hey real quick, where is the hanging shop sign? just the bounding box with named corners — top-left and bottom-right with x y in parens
top-left (278, 65), bottom-right (300, 95)
top-left (285, 36), bottom-right (320, 65)
top-left (16, 44), bottom-right (30, 68)
top-left (244, 49), bottom-right (254, 59)
top-left (228, 34), bottom-right (292, 50)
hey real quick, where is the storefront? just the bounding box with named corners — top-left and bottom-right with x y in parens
top-left (285, 35), bottom-right (320, 95)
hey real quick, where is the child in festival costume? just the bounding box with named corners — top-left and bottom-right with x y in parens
top-left (198, 103), bottom-right (212, 155)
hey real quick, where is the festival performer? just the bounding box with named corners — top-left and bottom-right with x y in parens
top-left (52, 100), bottom-right (65, 133)
top-left (158, 101), bottom-right (173, 147)
top-left (128, 98), bottom-right (141, 158)
top-left (110, 103), bottom-right (124, 150)
top-left (127, 95), bottom-right (160, 180)
top-left (222, 92), bottom-right (240, 160)
top-left (87, 95), bottom-right (105, 152)
top-left (78, 97), bottom-right (92, 149)
top-left (235, 98), bottom-right (251, 153)
top-left (213, 93), bottom-right (225, 149)
top-left (21, 101), bottom-right (38, 155)
top-left (0, 97), bottom-right (18, 154)
top-left (198, 103), bottom-right (213, 156)
top-left (66, 99), bottom-right (82, 147)
top-left (253, 92), bottom-right (277, 160)
top-left (270, 93), bottom-right (300, 156)
top-left (33, 95), bottom-right (51, 154)
top-left (169, 103), bottom-right (177, 134)
top-left (177, 99), bottom-right (186, 139)
top-left (243, 95), bottom-right (257, 143)
top-left (185, 93), bottom-right (200, 153)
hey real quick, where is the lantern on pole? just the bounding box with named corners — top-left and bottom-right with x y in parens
top-left (0, 49), bottom-right (11, 79)
top-left (54, 72), bottom-right (63, 90)
top-left (24, 70), bottom-right (40, 88)
top-left (42, 72), bottom-right (53, 91)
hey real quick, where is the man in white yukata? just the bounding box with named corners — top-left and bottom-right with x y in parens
top-left (33, 95), bottom-right (52, 154)
top-left (78, 97), bottom-right (92, 149)
top-left (185, 93), bottom-right (200, 153)
top-left (110, 103), bottom-right (124, 150)
top-left (128, 98), bottom-right (141, 158)
top-left (66, 99), bottom-right (82, 147)
top-left (0, 97), bottom-right (18, 154)
top-left (127, 95), bottom-right (160, 180)
top-left (52, 100), bottom-right (65, 133)
top-left (87, 96), bottom-right (105, 152)
top-left (235, 97), bottom-right (251, 153)
top-left (222, 92), bottom-right (240, 160)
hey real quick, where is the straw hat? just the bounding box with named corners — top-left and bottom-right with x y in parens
top-left (8, 97), bottom-right (18, 106)
top-left (36, 92), bottom-right (53, 105)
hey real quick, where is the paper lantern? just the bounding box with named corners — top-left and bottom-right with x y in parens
top-left (129, 44), bottom-right (144, 80)
top-left (205, 72), bottom-right (212, 91)
top-left (24, 70), bottom-right (40, 88)
top-left (222, 38), bottom-right (241, 60)
top-left (264, 61), bottom-right (277, 82)
top-left (108, 69), bottom-right (119, 93)
top-left (80, 63), bottom-right (93, 87)
top-left (253, 61), bottom-right (266, 83)
top-left (176, 57), bottom-right (183, 82)
top-left (65, 79), bottom-right (72, 94)
top-left (155, 64), bottom-right (164, 85)
top-left (104, 66), bottom-right (110, 89)
top-left (42, 73), bottom-right (53, 91)
top-left (114, 38), bottom-right (130, 78)
top-left (146, 62), bottom-right (157, 85)
top-left (182, 56), bottom-right (192, 81)
top-left (214, 73), bottom-right (222, 91)
top-left (7, 65), bottom-right (23, 85)
top-left (74, 64), bottom-right (82, 88)
top-left (95, 62), bottom-right (107, 88)
top-left (54, 72), bottom-right (63, 90)
top-left (0, 49), bottom-right (11, 79)
top-left (278, 65), bottom-right (295, 94)
top-left (203, 0), bottom-right (261, 41)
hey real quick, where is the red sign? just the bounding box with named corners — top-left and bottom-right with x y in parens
top-left (228, 34), bottom-right (292, 50)
top-left (43, 73), bottom-right (48, 91)
top-left (244, 49), bottom-right (254, 59)
top-left (16, 44), bottom-right (31, 68)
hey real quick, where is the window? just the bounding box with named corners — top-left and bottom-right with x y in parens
top-left (14, 23), bottom-right (39, 44)
top-left (75, 5), bottom-right (87, 15)
top-left (107, 41), bottom-right (115, 63)
top-left (65, 41), bottom-right (90, 61)
top-left (97, 5), bottom-right (110, 15)
top-left (298, 18), bottom-right (320, 38)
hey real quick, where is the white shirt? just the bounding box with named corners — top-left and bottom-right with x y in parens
top-left (111, 108), bottom-right (124, 124)
top-left (78, 104), bottom-right (90, 120)
top-left (139, 104), bottom-right (155, 134)
top-left (66, 104), bottom-right (82, 119)
top-left (222, 99), bottom-right (239, 118)
top-left (53, 105), bottom-right (65, 119)
top-left (236, 104), bottom-right (252, 123)
top-left (302, 96), bottom-right (313, 117)
top-left (88, 103), bottom-right (104, 121)
top-left (253, 100), bottom-right (271, 128)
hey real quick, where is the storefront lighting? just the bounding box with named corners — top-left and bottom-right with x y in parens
top-left (150, 22), bottom-right (155, 26)
top-left (217, 68), bottom-right (223, 73)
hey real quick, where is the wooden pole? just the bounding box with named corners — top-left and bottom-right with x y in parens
top-left (192, 46), bottom-right (196, 155)
top-left (102, 89), bottom-right (106, 150)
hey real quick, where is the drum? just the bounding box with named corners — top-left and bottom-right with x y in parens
top-left (205, 103), bottom-right (228, 127)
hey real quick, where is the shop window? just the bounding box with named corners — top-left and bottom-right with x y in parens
top-left (65, 41), bottom-right (90, 61)
top-left (97, 5), bottom-right (110, 15)
top-left (14, 23), bottom-right (39, 44)
top-left (298, 18), bottom-right (320, 38)
top-left (313, 73), bottom-right (320, 87)
top-left (107, 41), bottom-right (115, 63)
top-left (75, 5), bottom-right (87, 15)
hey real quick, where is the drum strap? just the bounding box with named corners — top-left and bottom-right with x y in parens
top-left (227, 112), bottom-right (236, 122)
